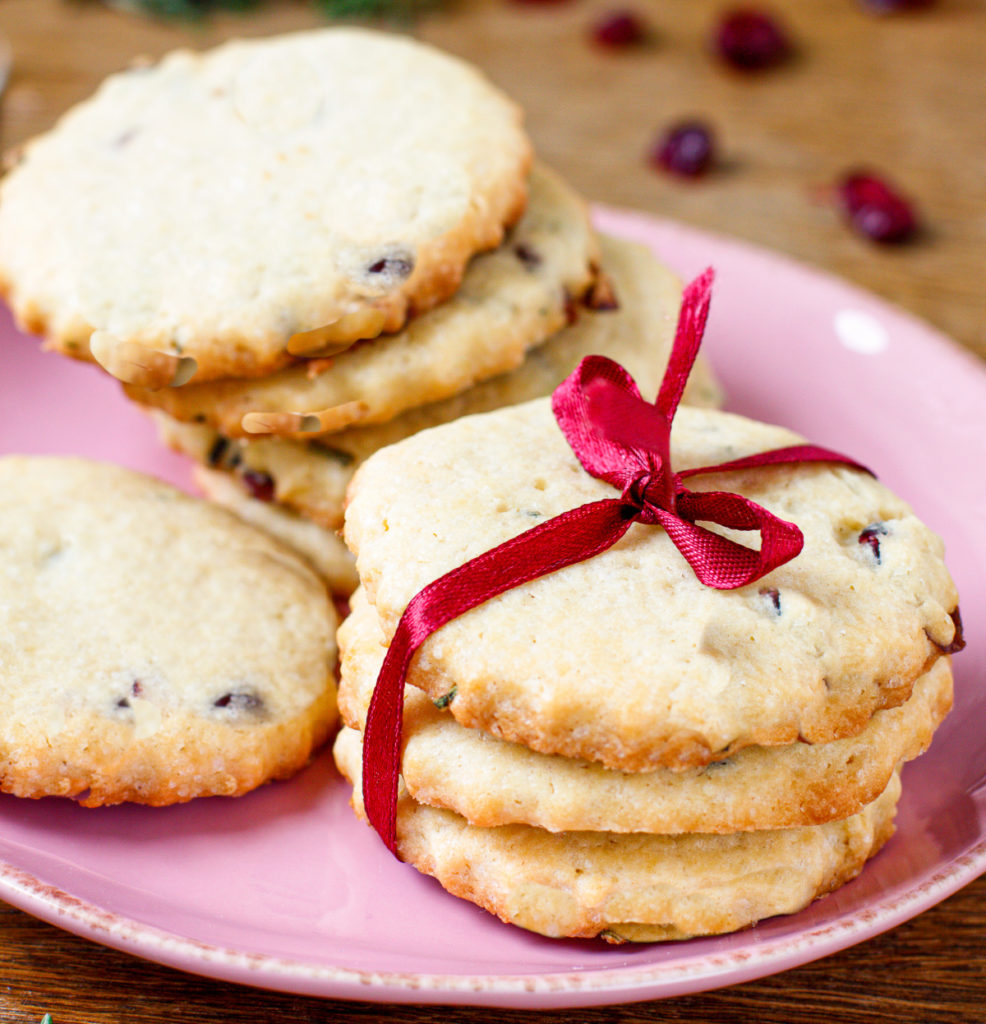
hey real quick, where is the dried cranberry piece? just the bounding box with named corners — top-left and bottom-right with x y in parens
top-left (214, 691), bottom-right (265, 714)
top-left (591, 10), bottom-right (648, 48)
top-left (366, 254), bottom-right (414, 280)
top-left (945, 607), bottom-right (966, 654)
top-left (713, 8), bottom-right (792, 70)
top-left (858, 522), bottom-right (888, 563)
top-left (117, 680), bottom-right (143, 710)
top-left (513, 243), bottom-right (542, 270)
top-left (928, 607), bottom-right (966, 655)
top-left (650, 121), bottom-right (716, 178)
top-left (584, 272), bottom-right (620, 312)
top-left (241, 469), bottom-right (275, 503)
top-left (838, 171), bottom-right (918, 243)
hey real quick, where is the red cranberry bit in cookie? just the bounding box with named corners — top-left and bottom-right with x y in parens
top-left (650, 121), bottom-right (716, 177)
top-left (838, 172), bottom-right (918, 243)
top-left (214, 691), bottom-right (266, 714)
top-left (116, 680), bottom-right (143, 710)
top-left (240, 469), bottom-right (275, 502)
top-left (713, 8), bottom-right (792, 70)
top-left (366, 253), bottom-right (414, 281)
top-left (858, 522), bottom-right (889, 563)
top-left (591, 10), bottom-right (648, 48)
top-left (944, 608), bottom-right (966, 654)
top-left (513, 243), bottom-right (542, 270)
top-left (926, 607), bottom-right (965, 655)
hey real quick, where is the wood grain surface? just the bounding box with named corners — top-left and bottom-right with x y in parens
top-left (0, 0), bottom-right (984, 1020)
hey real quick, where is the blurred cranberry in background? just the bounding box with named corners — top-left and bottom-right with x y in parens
top-left (837, 171), bottom-right (918, 243)
top-left (713, 8), bottom-right (793, 70)
top-left (590, 10), bottom-right (649, 48)
top-left (650, 121), bottom-right (716, 177)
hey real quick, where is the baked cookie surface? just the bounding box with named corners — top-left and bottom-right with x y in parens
top-left (344, 400), bottom-right (959, 772)
top-left (0, 456), bottom-right (338, 805)
top-left (338, 587), bottom-right (951, 833)
top-left (124, 163), bottom-right (599, 434)
top-left (334, 726), bottom-right (900, 942)
top-left (0, 29), bottom-right (531, 384)
top-left (153, 233), bottom-right (722, 531)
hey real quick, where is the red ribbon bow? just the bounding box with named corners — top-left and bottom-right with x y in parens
top-left (361, 268), bottom-right (871, 855)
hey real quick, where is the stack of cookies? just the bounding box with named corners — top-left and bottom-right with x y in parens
top-left (335, 394), bottom-right (960, 941)
top-left (0, 28), bottom-right (719, 598)
top-left (149, 229), bottom-right (721, 596)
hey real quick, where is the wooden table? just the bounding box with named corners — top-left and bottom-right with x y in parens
top-left (0, 0), bottom-right (984, 1020)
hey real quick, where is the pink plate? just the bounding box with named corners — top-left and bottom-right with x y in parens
top-left (0, 210), bottom-right (984, 1009)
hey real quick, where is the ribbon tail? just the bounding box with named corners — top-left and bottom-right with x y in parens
top-left (655, 490), bottom-right (804, 589)
top-left (678, 443), bottom-right (873, 480)
top-left (363, 498), bottom-right (637, 855)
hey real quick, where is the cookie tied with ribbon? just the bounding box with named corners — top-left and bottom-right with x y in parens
top-left (358, 266), bottom-right (905, 856)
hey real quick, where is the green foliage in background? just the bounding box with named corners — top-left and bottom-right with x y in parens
top-left (103, 0), bottom-right (439, 20)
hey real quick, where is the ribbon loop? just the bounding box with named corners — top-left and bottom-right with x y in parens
top-left (661, 490), bottom-right (806, 588)
top-left (552, 356), bottom-right (655, 491)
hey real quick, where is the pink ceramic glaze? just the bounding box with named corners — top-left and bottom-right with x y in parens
top-left (0, 211), bottom-right (983, 1009)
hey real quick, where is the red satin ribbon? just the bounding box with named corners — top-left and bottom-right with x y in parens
top-left (362, 268), bottom-right (871, 855)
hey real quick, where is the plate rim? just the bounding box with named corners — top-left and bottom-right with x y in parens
top-left (2, 835), bottom-right (985, 1007)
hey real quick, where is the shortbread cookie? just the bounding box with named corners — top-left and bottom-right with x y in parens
top-left (334, 726), bottom-right (900, 941)
top-left (193, 467), bottom-right (358, 595)
top-left (124, 163), bottom-right (600, 435)
top-left (153, 234), bottom-right (723, 530)
top-left (338, 588), bottom-right (950, 833)
top-left (0, 456), bottom-right (338, 805)
top-left (0, 29), bottom-right (531, 385)
top-left (345, 400), bottom-right (959, 772)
